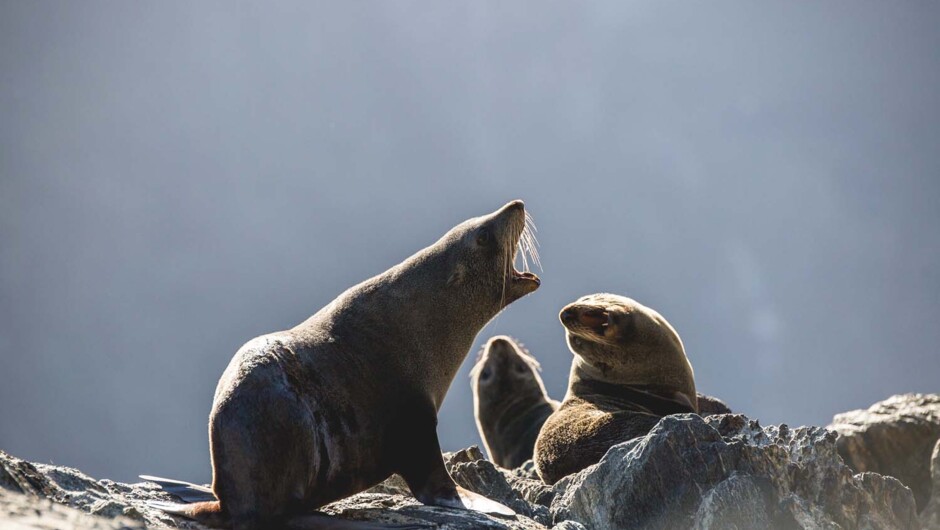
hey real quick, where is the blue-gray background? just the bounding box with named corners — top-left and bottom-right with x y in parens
top-left (1, 2), bottom-right (938, 484)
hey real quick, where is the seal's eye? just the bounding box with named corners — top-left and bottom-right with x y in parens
top-left (476, 228), bottom-right (492, 246)
top-left (479, 367), bottom-right (493, 381)
top-left (513, 363), bottom-right (528, 374)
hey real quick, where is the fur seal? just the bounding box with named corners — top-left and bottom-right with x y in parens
top-left (470, 335), bottom-right (559, 469)
top-left (146, 201), bottom-right (541, 529)
top-left (533, 293), bottom-right (698, 485)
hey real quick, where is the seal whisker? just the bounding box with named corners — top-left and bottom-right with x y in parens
top-left (522, 214), bottom-right (542, 272)
top-left (517, 214), bottom-right (539, 274)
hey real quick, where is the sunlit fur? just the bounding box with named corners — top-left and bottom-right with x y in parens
top-left (534, 293), bottom-right (698, 485)
top-left (161, 201), bottom-right (540, 530)
top-left (470, 336), bottom-right (558, 469)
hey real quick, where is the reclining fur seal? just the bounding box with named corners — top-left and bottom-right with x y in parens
top-left (533, 293), bottom-right (699, 485)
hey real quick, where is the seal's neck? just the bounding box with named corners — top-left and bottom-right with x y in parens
top-left (567, 358), bottom-right (697, 414)
top-left (311, 249), bottom-right (496, 409)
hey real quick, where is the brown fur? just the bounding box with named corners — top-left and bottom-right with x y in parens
top-left (534, 293), bottom-right (698, 485)
top-left (471, 336), bottom-right (559, 469)
top-left (165, 201), bottom-right (541, 529)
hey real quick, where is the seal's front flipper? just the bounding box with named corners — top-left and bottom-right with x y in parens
top-left (395, 399), bottom-right (515, 517)
top-left (456, 486), bottom-right (515, 516)
top-left (139, 474), bottom-right (216, 503)
top-left (286, 514), bottom-right (433, 529)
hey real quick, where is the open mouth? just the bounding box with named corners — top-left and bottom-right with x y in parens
top-left (578, 308), bottom-right (609, 336)
top-left (511, 269), bottom-right (540, 284)
top-left (506, 208), bottom-right (541, 292)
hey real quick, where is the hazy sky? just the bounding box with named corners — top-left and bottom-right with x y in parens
top-left (1, 2), bottom-right (938, 484)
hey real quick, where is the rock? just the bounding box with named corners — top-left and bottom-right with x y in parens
top-left (0, 413), bottom-right (922, 530)
top-left (0, 448), bottom-right (550, 529)
top-left (549, 414), bottom-right (918, 529)
top-left (445, 450), bottom-right (551, 526)
top-left (503, 462), bottom-right (555, 509)
top-left (0, 488), bottom-right (146, 530)
top-left (321, 491), bottom-right (546, 529)
top-left (829, 393), bottom-right (940, 510)
top-left (920, 439), bottom-right (940, 529)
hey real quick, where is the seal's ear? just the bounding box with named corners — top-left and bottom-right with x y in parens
top-left (447, 263), bottom-right (466, 287)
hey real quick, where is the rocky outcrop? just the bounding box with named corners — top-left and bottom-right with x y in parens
top-left (0, 448), bottom-right (552, 530)
top-left (1, 408), bottom-right (923, 529)
top-left (920, 439), bottom-right (940, 529)
top-left (829, 393), bottom-right (940, 512)
top-left (549, 414), bottom-right (917, 529)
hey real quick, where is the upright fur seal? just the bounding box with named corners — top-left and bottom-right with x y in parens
top-left (471, 335), bottom-right (559, 469)
top-left (534, 293), bottom-right (697, 485)
top-left (147, 201), bottom-right (541, 529)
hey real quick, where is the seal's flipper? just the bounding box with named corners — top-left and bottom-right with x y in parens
top-left (394, 399), bottom-right (515, 517)
top-left (286, 514), bottom-right (433, 529)
top-left (146, 499), bottom-right (228, 527)
top-left (145, 500), bottom-right (191, 513)
top-left (139, 474), bottom-right (216, 503)
top-left (456, 486), bottom-right (515, 516)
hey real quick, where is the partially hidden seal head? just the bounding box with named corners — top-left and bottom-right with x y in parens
top-left (559, 293), bottom-right (696, 408)
top-left (143, 200), bottom-right (542, 529)
top-left (471, 335), bottom-right (558, 469)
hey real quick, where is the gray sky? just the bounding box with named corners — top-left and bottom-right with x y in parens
top-left (1, 2), bottom-right (938, 484)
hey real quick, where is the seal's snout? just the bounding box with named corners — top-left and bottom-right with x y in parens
top-left (492, 200), bottom-right (526, 225)
top-left (560, 307), bottom-right (578, 325)
top-left (487, 336), bottom-right (514, 353)
top-left (560, 304), bottom-right (610, 336)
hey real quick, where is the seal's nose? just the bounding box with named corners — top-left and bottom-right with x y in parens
top-left (499, 200), bottom-right (525, 215)
top-left (560, 307), bottom-right (578, 325)
top-left (486, 336), bottom-right (514, 357)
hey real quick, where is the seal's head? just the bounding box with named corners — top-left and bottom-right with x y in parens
top-left (471, 335), bottom-right (548, 402)
top-left (433, 200), bottom-right (541, 313)
top-left (558, 293), bottom-right (694, 401)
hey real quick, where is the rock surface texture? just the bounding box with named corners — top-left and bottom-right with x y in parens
top-left (829, 393), bottom-right (940, 512)
top-left (0, 407), bottom-right (928, 529)
top-left (919, 439), bottom-right (940, 529)
top-left (549, 414), bottom-right (917, 529)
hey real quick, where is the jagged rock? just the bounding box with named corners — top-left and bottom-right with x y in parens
top-left (0, 450), bottom-right (189, 529)
top-left (548, 414), bottom-right (918, 529)
top-left (1, 408), bottom-right (924, 530)
top-left (503, 462), bottom-right (555, 509)
top-left (920, 439), bottom-right (940, 529)
top-left (0, 488), bottom-right (145, 530)
top-left (0, 448), bottom-right (550, 529)
top-left (829, 393), bottom-right (940, 511)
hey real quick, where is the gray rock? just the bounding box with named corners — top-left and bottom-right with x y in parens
top-left (829, 393), bottom-right (940, 511)
top-left (549, 414), bottom-right (918, 529)
top-left (0, 488), bottom-right (146, 530)
top-left (1, 448), bottom-right (550, 529)
top-left (1, 406), bottom-right (925, 530)
top-left (920, 439), bottom-right (940, 529)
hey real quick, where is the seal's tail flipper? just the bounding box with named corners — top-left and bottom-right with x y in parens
top-left (146, 499), bottom-right (229, 528)
top-left (455, 486), bottom-right (516, 516)
top-left (139, 474), bottom-right (216, 503)
top-left (287, 514), bottom-right (433, 529)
